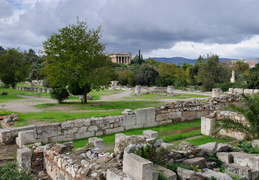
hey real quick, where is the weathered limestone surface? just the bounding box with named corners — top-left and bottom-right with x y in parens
top-left (182, 157), bottom-right (207, 169)
top-left (153, 164), bottom-right (177, 180)
top-left (16, 130), bottom-right (36, 148)
top-left (123, 153), bottom-right (153, 180)
top-left (212, 88), bottom-right (221, 98)
top-left (201, 117), bottom-right (215, 136)
top-left (17, 147), bottom-right (32, 173)
top-left (231, 152), bottom-right (259, 170)
top-left (226, 164), bottom-right (259, 180)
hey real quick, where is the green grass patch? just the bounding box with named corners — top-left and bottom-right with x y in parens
top-left (34, 100), bottom-right (164, 111)
top-left (88, 89), bottom-right (123, 100)
top-left (0, 87), bottom-right (51, 98)
top-left (175, 136), bottom-right (234, 146)
top-left (72, 120), bottom-right (201, 148)
top-left (125, 93), bottom-right (209, 100)
top-left (13, 110), bottom-right (123, 127)
top-left (0, 94), bottom-right (24, 103)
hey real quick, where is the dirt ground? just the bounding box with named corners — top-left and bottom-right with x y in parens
top-left (0, 89), bottom-right (211, 113)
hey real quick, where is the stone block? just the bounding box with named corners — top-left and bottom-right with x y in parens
top-left (122, 115), bottom-right (136, 127)
top-left (217, 152), bottom-right (233, 164)
top-left (252, 139), bottom-right (259, 148)
top-left (182, 111), bottom-right (197, 120)
top-left (235, 88), bottom-right (244, 94)
top-left (106, 127), bottom-right (125, 134)
top-left (123, 153), bottom-right (153, 180)
top-left (225, 164), bottom-right (259, 180)
top-left (134, 107), bottom-right (156, 127)
top-left (169, 111), bottom-right (182, 119)
top-left (17, 130), bottom-right (36, 148)
top-left (167, 86), bottom-right (175, 94)
top-left (201, 117), bottom-right (216, 136)
top-left (36, 124), bottom-right (60, 137)
top-left (254, 89), bottom-right (259, 94)
top-left (143, 130), bottom-right (158, 139)
top-left (182, 157), bottom-right (207, 169)
top-left (198, 142), bottom-right (217, 152)
top-left (153, 164), bottom-right (177, 180)
top-left (212, 88), bottom-right (221, 98)
top-left (89, 137), bottom-right (104, 152)
top-left (177, 167), bottom-right (205, 180)
top-left (0, 129), bottom-right (12, 144)
top-left (197, 110), bottom-right (210, 118)
top-left (231, 152), bottom-right (259, 170)
top-left (88, 125), bottom-right (98, 132)
top-left (244, 89), bottom-right (254, 95)
top-left (75, 131), bottom-right (95, 140)
top-left (10, 125), bottom-right (36, 137)
top-left (202, 170), bottom-right (232, 180)
top-left (17, 147), bottom-right (32, 173)
top-left (61, 121), bottom-right (71, 129)
top-left (106, 169), bottom-right (134, 180)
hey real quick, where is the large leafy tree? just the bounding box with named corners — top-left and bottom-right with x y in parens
top-left (42, 20), bottom-right (113, 103)
top-left (216, 94), bottom-right (259, 140)
top-left (0, 48), bottom-right (29, 88)
top-left (135, 65), bottom-right (159, 86)
top-left (196, 54), bottom-right (230, 91)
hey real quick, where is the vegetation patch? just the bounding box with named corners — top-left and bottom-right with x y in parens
top-left (72, 120), bottom-right (201, 149)
top-left (125, 93), bottom-right (209, 100)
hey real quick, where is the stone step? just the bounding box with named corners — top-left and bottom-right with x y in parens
top-left (226, 164), bottom-right (259, 180)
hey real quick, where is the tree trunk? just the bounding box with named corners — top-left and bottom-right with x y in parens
top-left (83, 92), bottom-right (87, 104)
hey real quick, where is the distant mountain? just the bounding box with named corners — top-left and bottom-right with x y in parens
top-left (152, 57), bottom-right (237, 65)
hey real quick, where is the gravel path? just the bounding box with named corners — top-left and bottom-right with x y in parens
top-left (0, 89), bottom-right (212, 113)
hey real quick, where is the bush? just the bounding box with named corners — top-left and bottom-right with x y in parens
top-left (0, 91), bottom-right (8, 95)
top-left (50, 87), bottom-right (69, 104)
top-left (0, 161), bottom-right (33, 180)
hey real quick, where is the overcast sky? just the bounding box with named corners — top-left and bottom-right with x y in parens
top-left (1, 0), bottom-right (259, 59)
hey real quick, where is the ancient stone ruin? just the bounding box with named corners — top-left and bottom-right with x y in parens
top-left (17, 130), bottom-right (259, 180)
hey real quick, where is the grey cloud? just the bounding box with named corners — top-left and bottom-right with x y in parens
top-left (1, 0), bottom-right (259, 57)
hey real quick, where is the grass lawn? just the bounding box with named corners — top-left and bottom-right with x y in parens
top-left (0, 94), bottom-right (24, 103)
top-left (34, 100), bottom-right (164, 111)
top-left (125, 93), bottom-right (210, 100)
top-left (0, 87), bottom-right (51, 99)
top-left (175, 136), bottom-right (234, 146)
top-left (72, 120), bottom-right (201, 148)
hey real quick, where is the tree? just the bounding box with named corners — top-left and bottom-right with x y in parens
top-left (42, 19), bottom-right (113, 103)
top-left (246, 64), bottom-right (259, 89)
top-left (50, 88), bottom-right (69, 104)
top-left (0, 48), bottom-right (29, 88)
top-left (196, 54), bottom-right (229, 91)
top-left (232, 61), bottom-right (249, 73)
top-left (135, 65), bottom-right (159, 86)
top-left (216, 94), bottom-right (259, 140)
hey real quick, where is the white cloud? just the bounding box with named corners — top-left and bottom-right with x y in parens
top-left (145, 35), bottom-right (259, 59)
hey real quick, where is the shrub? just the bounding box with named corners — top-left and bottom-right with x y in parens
top-left (50, 87), bottom-right (69, 104)
top-left (0, 161), bottom-right (33, 180)
top-left (0, 91), bottom-right (8, 95)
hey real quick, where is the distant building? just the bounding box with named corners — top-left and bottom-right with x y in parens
top-left (109, 52), bottom-right (131, 65)
top-left (231, 59), bottom-right (259, 68)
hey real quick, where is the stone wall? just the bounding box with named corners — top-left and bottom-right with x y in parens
top-left (0, 95), bottom-right (242, 145)
top-left (201, 110), bottom-right (246, 140)
top-left (228, 88), bottom-right (259, 95)
top-left (15, 86), bottom-right (52, 93)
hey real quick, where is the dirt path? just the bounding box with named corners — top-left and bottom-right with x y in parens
top-left (0, 96), bottom-right (56, 113)
top-left (98, 89), bottom-right (132, 101)
top-left (0, 89), bottom-right (211, 113)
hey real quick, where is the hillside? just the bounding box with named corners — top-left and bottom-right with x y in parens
top-left (152, 57), bottom-right (236, 65)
